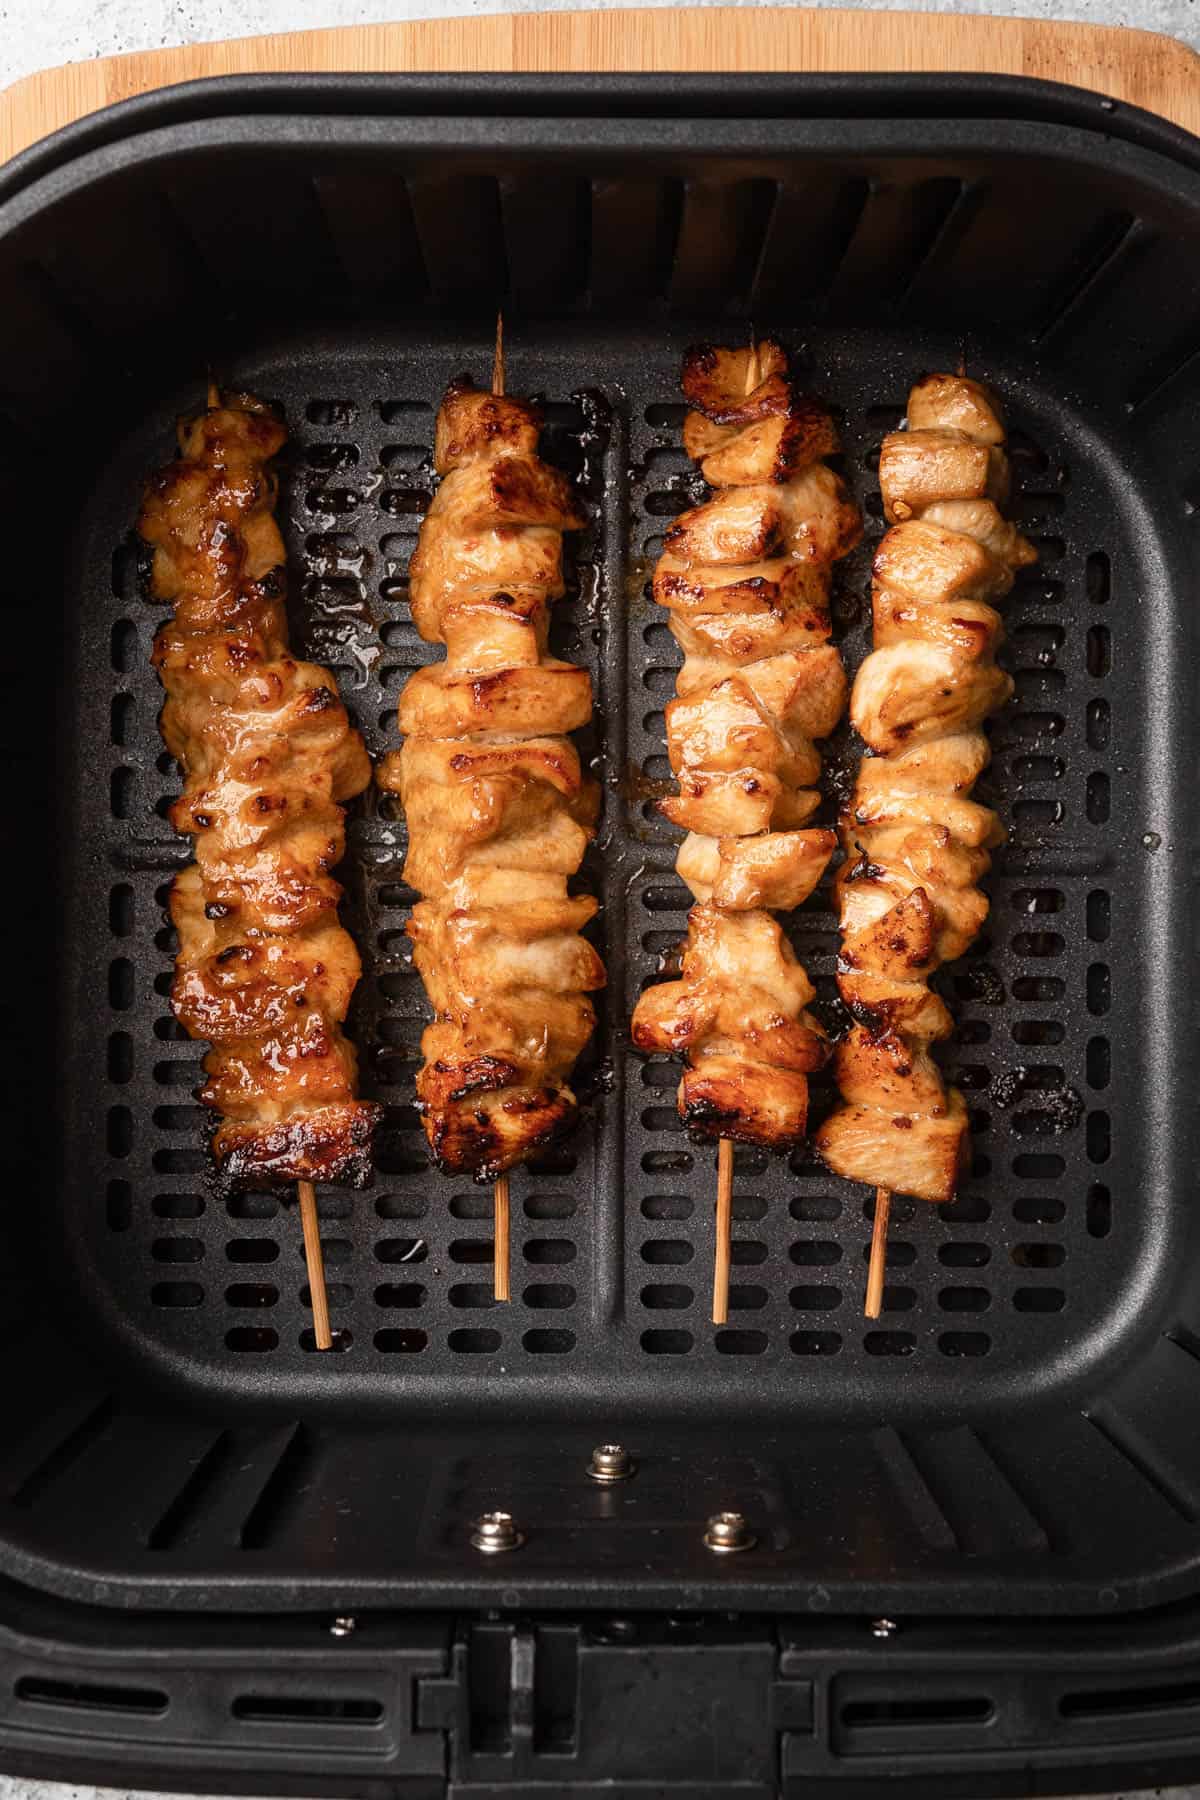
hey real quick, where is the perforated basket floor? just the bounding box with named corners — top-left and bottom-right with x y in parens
top-left (65, 322), bottom-right (1141, 1416)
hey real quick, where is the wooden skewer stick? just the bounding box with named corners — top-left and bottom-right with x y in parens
top-left (488, 310), bottom-right (512, 1304)
top-left (212, 375), bottom-right (336, 1347)
top-left (492, 310), bottom-right (505, 400)
top-left (298, 1179), bottom-right (333, 1350)
top-left (865, 1186), bottom-right (891, 1320)
top-left (494, 1173), bottom-right (511, 1303)
top-left (864, 356), bottom-right (958, 1315)
top-left (711, 333), bottom-right (762, 1327)
top-left (713, 1138), bottom-right (734, 1325)
top-left (204, 378), bottom-right (337, 1350)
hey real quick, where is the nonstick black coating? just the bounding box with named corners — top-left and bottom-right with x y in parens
top-left (0, 82), bottom-right (1197, 1619)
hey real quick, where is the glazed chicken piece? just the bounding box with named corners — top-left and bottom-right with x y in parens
top-left (631, 341), bottom-right (862, 1147)
top-left (815, 373), bottom-right (1036, 1202)
top-left (633, 908), bottom-right (829, 1144)
top-left (378, 378), bottom-right (602, 1178)
top-left (138, 393), bottom-right (381, 1185)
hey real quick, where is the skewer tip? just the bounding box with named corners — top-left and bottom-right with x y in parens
top-left (298, 1178), bottom-right (333, 1351)
top-left (864, 1186), bottom-right (891, 1321)
top-left (491, 312), bottom-right (505, 398)
top-left (713, 1137), bottom-right (734, 1325)
top-left (745, 333), bottom-right (758, 396)
top-left (206, 376), bottom-right (221, 411)
top-left (493, 1172), bottom-right (511, 1302)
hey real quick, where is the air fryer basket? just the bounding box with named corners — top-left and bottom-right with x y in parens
top-left (2, 69), bottom-right (1200, 1784)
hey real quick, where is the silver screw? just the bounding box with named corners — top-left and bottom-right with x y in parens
top-left (329, 1615), bottom-right (356, 1638)
top-left (588, 1443), bottom-right (635, 1484)
top-left (703, 1511), bottom-right (756, 1554)
top-left (470, 1510), bottom-right (525, 1554)
top-left (871, 1617), bottom-right (899, 1639)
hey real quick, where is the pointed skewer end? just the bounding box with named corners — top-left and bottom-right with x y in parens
top-left (298, 1179), bottom-right (333, 1350)
top-left (713, 1137), bottom-right (734, 1325)
top-left (494, 1171), bottom-right (511, 1302)
top-left (492, 312), bottom-right (505, 399)
top-left (864, 1187), bottom-right (891, 1320)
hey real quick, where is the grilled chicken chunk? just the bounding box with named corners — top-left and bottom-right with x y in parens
top-left (633, 906), bottom-right (829, 1144)
top-left (816, 373), bottom-right (1036, 1202)
top-left (631, 341), bottom-right (861, 1149)
top-left (138, 394), bottom-right (380, 1186)
top-left (676, 827), bottom-right (835, 912)
top-left (378, 378), bottom-right (601, 1178)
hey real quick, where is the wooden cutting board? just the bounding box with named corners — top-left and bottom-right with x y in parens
top-left (0, 7), bottom-right (1197, 167)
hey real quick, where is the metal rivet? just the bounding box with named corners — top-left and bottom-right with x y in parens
top-left (329, 1615), bottom-right (356, 1638)
top-left (588, 1443), bottom-right (635, 1484)
top-left (471, 1510), bottom-right (525, 1554)
top-left (871, 1617), bottom-right (899, 1639)
top-left (703, 1511), bottom-right (755, 1554)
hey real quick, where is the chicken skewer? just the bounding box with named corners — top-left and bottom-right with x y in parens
top-left (813, 373), bottom-right (1036, 1315)
top-left (379, 320), bottom-right (603, 1301)
top-left (137, 385), bottom-right (382, 1348)
top-left (631, 340), bottom-right (862, 1322)
top-left (489, 317), bottom-right (510, 1302)
top-left (715, 349), bottom-right (761, 1324)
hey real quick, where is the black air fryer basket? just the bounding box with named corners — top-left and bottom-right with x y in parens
top-left (2, 67), bottom-right (1200, 1797)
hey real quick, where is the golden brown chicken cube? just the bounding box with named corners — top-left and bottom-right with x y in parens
top-left (398, 659), bottom-right (591, 739)
top-left (411, 902), bottom-right (605, 1002)
top-left (632, 903), bottom-right (830, 1147)
top-left (215, 1099), bottom-right (379, 1188)
top-left (815, 1086), bottom-right (969, 1204)
top-left (920, 499), bottom-right (1038, 570)
top-left (851, 639), bottom-right (1013, 753)
top-left (422, 990), bottom-right (597, 1076)
top-left (849, 783), bottom-right (1006, 850)
top-left (655, 550), bottom-right (831, 630)
top-left (680, 1053), bottom-right (814, 1145)
top-left (388, 739), bottom-right (597, 894)
top-left (873, 590), bottom-right (1004, 659)
top-left (409, 518), bottom-right (565, 642)
top-left (681, 341), bottom-right (789, 448)
top-left (660, 769), bottom-right (823, 837)
top-left (418, 1078), bottom-right (579, 1180)
top-left (666, 488), bottom-right (787, 564)
top-left (170, 865), bottom-right (361, 1041)
top-left (676, 827), bottom-right (834, 911)
top-left (697, 410), bottom-right (837, 488)
top-left (873, 516), bottom-right (1010, 607)
top-left (437, 454), bottom-right (584, 534)
top-left (838, 862), bottom-right (990, 969)
top-left (853, 737), bottom-right (991, 803)
top-left (666, 678), bottom-right (821, 788)
top-left (434, 380), bottom-right (541, 471)
top-left (833, 1025), bottom-right (950, 1114)
top-left (905, 372), bottom-right (1005, 443)
top-left (836, 968), bottom-right (955, 1042)
top-left (880, 429), bottom-right (1009, 520)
